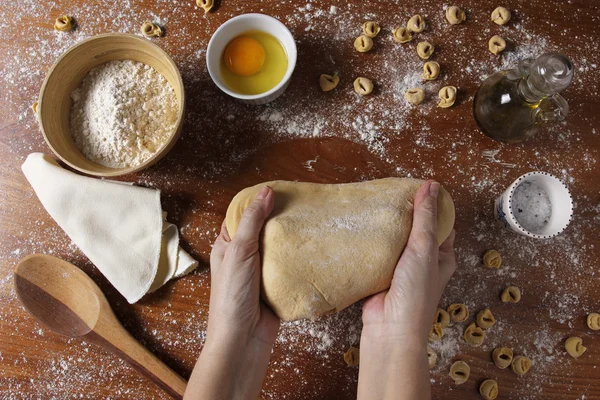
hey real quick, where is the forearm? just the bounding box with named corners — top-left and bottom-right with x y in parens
top-left (357, 325), bottom-right (430, 400)
top-left (184, 333), bottom-right (273, 400)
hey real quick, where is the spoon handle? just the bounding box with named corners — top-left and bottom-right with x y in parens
top-left (86, 313), bottom-right (187, 399)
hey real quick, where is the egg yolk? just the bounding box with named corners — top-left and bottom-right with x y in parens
top-left (223, 36), bottom-right (266, 77)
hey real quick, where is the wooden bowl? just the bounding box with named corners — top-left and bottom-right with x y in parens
top-left (36, 33), bottom-right (185, 177)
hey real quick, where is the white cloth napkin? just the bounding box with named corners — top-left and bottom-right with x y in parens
top-left (21, 153), bottom-right (198, 303)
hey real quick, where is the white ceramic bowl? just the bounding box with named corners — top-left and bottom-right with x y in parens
top-left (494, 171), bottom-right (573, 239)
top-left (206, 13), bottom-right (297, 105)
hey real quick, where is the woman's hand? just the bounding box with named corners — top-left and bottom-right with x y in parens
top-left (358, 180), bottom-right (457, 400)
top-left (184, 186), bottom-right (279, 400)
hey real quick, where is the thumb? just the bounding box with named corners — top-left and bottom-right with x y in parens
top-left (232, 186), bottom-right (275, 247)
top-left (407, 180), bottom-right (440, 253)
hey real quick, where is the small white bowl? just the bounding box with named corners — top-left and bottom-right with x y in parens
top-left (494, 171), bottom-right (573, 239)
top-left (206, 13), bottom-right (297, 105)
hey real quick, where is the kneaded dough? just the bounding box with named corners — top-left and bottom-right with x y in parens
top-left (226, 178), bottom-right (455, 321)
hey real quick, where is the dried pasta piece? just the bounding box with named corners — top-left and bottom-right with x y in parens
top-left (587, 313), bottom-right (600, 330)
top-left (511, 355), bottom-right (532, 375)
top-left (363, 21), bottom-right (381, 38)
top-left (344, 346), bottom-right (360, 366)
top-left (491, 6), bottom-right (511, 25)
top-left (445, 6), bottom-right (466, 25)
top-left (447, 303), bottom-right (469, 322)
top-left (565, 337), bottom-right (586, 358)
top-left (464, 322), bottom-right (485, 346)
top-left (479, 379), bottom-right (499, 400)
top-left (422, 61), bottom-right (440, 80)
top-left (438, 86), bottom-right (457, 108)
top-left (429, 323), bottom-right (444, 341)
top-left (392, 27), bottom-right (412, 43)
top-left (449, 361), bottom-right (470, 384)
top-left (489, 35), bottom-right (506, 55)
top-left (501, 286), bottom-right (521, 303)
top-left (434, 308), bottom-right (450, 328)
top-left (140, 21), bottom-right (163, 38)
top-left (416, 41), bottom-right (434, 60)
top-left (54, 15), bottom-right (74, 32)
top-left (196, 0), bottom-right (214, 13)
top-left (427, 345), bottom-right (437, 369)
top-left (353, 77), bottom-right (373, 95)
top-left (492, 347), bottom-right (513, 369)
top-left (319, 73), bottom-right (340, 92)
top-left (476, 309), bottom-right (496, 329)
top-left (407, 14), bottom-right (426, 33)
top-left (354, 35), bottom-right (374, 52)
top-left (405, 88), bottom-right (425, 105)
top-left (483, 249), bottom-right (502, 268)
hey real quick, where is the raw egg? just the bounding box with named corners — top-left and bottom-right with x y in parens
top-left (220, 31), bottom-right (288, 95)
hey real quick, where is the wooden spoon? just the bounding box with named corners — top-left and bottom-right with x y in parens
top-left (14, 254), bottom-right (187, 399)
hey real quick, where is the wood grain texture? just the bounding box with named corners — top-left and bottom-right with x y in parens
top-left (0, 0), bottom-right (599, 399)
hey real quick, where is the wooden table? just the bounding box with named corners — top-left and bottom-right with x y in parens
top-left (1, 0), bottom-right (599, 398)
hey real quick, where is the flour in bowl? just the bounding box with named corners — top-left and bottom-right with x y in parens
top-left (70, 60), bottom-right (178, 168)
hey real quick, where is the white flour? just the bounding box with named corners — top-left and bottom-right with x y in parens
top-left (70, 60), bottom-right (178, 168)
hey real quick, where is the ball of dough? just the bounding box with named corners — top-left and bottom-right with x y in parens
top-left (446, 6), bottom-right (466, 24)
top-left (491, 6), bottom-right (511, 25)
top-left (489, 35), bottom-right (506, 55)
top-left (354, 35), bottom-right (374, 52)
top-left (438, 86), bottom-right (457, 108)
top-left (511, 355), bottom-right (532, 375)
top-left (407, 14), bottom-right (426, 32)
top-left (405, 88), bottom-right (425, 105)
top-left (565, 337), bottom-right (586, 358)
top-left (449, 361), bottom-right (470, 384)
top-left (363, 21), bottom-right (381, 38)
top-left (354, 77), bottom-right (374, 95)
top-left (225, 178), bottom-right (455, 321)
top-left (480, 379), bottom-right (499, 400)
top-left (417, 41), bottom-right (435, 60)
top-left (492, 347), bottom-right (513, 369)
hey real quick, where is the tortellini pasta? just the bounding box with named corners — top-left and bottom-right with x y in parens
top-left (140, 21), bottom-right (163, 38)
top-left (427, 345), bottom-right (437, 369)
top-left (489, 35), bottom-right (506, 55)
top-left (449, 361), bottom-right (470, 384)
top-left (405, 88), bottom-right (425, 105)
top-left (587, 313), bottom-right (600, 330)
top-left (407, 14), bottom-right (426, 33)
top-left (434, 308), bottom-right (450, 328)
top-left (501, 286), bottom-right (521, 303)
top-left (354, 35), bottom-right (374, 52)
top-left (438, 86), bottom-right (457, 108)
top-left (363, 21), bottom-right (381, 38)
top-left (483, 249), bottom-right (502, 268)
top-left (319, 73), bottom-right (340, 92)
top-left (464, 322), bottom-right (485, 346)
top-left (344, 346), bottom-right (360, 366)
top-left (354, 77), bottom-right (374, 95)
top-left (416, 41), bottom-right (435, 60)
top-left (393, 27), bottom-right (412, 43)
top-left (479, 379), bottom-right (499, 400)
top-left (511, 355), bottom-right (532, 375)
top-left (491, 6), bottom-right (511, 25)
top-left (422, 61), bottom-right (440, 80)
top-left (429, 323), bottom-right (444, 341)
top-left (196, 0), bottom-right (214, 13)
top-left (476, 308), bottom-right (496, 329)
top-left (492, 347), bottom-right (513, 369)
top-left (447, 303), bottom-right (469, 322)
top-left (445, 6), bottom-right (466, 25)
top-left (565, 337), bottom-right (587, 358)
top-left (54, 15), bottom-right (74, 32)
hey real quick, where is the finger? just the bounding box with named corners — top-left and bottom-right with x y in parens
top-left (438, 229), bottom-right (457, 289)
top-left (210, 220), bottom-right (230, 268)
top-left (231, 186), bottom-right (275, 247)
top-left (407, 180), bottom-right (440, 254)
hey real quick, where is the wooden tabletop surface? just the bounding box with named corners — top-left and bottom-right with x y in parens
top-left (1, 0), bottom-right (599, 399)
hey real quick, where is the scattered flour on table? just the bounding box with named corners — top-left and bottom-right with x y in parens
top-left (70, 60), bottom-right (178, 168)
